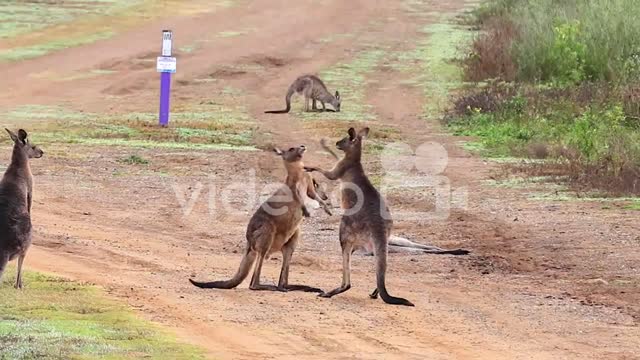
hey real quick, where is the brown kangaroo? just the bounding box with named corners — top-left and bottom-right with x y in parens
top-left (319, 138), bottom-right (470, 257)
top-left (265, 75), bottom-right (341, 113)
top-left (190, 145), bottom-right (332, 292)
top-left (0, 129), bottom-right (44, 289)
top-left (306, 127), bottom-right (415, 306)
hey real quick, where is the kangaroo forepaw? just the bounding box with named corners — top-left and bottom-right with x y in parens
top-left (302, 207), bottom-right (311, 217)
top-left (304, 166), bottom-right (317, 172)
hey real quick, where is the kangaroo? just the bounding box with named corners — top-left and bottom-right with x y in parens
top-left (305, 127), bottom-right (416, 306)
top-left (265, 75), bottom-right (341, 114)
top-left (319, 138), bottom-right (470, 257)
top-left (190, 145), bottom-right (332, 292)
top-left (0, 129), bottom-right (44, 289)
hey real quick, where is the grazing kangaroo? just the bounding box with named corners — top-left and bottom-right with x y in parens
top-left (0, 129), bottom-right (44, 289)
top-left (305, 127), bottom-right (415, 306)
top-left (265, 75), bottom-right (341, 113)
top-left (190, 145), bottom-right (332, 292)
top-left (319, 138), bottom-right (470, 257)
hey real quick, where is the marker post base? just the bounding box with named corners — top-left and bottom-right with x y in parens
top-left (159, 72), bottom-right (171, 127)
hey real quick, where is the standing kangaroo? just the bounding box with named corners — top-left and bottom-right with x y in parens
top-left (190, 145), bottom-right (332, 292)
top-left (318, 139), bottom-right (470, 256)
top-left (265, 75), bottom-right (341, 114)
top-left (0, 129), bottom-right (44, 289)
top-left (305, 127), bottom-right (415, 306)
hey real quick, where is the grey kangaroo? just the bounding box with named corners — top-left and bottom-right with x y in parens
top-left (0, 129), bottom-right (44, 289)
top-left (265, 75), bottom-right (341, 113)
top-left (190, 145), bottom-right (332, 292)
top-left (305, 127), bottom-right (416, 306)
top-left (318, 138), bottom-right (469, 257)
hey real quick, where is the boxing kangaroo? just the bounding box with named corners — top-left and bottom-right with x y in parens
top-left (190, 145), bottom-right (332, 292)
top-left (265, 75), bottom-right (341, 113)
top-left (305, 127), bottom-right (415, 306)
top-left (0, 129), bottom-right (44, 289)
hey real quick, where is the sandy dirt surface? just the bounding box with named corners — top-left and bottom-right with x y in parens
top-left (2, 0), bottom-right (639, 359)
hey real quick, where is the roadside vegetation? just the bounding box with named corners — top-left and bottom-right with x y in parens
top-left (0, 268), bottom-right (203, 359)
top-left (448, 0), bottom-right (640, 195)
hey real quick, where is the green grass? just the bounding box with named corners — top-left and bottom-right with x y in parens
top-left (391, 17), bottom-right (472, 119)
top-left (0, 0), bottom-right (239, 62)
top-left (450, 0), bottom-right (640, 194)
top-left (0, 268), bottom-right (204, 359)
top-left (0, 0), bottom-right (138, 40)
top-left (2, 101), bottom-right (259, 151)
top-left (484, 175), bottom-right (568, 190)
top-left (0, 31), bottom-right (114, 62)
top-left (624, 201), bottom-right (640, 210)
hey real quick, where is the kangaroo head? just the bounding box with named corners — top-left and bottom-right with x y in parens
top-left (332, 91), bottom-right (341, 112)
top-left (5, 129), bottom-right (44, 159)
top-left (273, 144), bottom-right (306, 164)
top-left (336, 127), bottom-right (369, 155)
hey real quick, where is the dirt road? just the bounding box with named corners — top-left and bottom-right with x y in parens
top-left (2, 0), bottom-right (639, 359)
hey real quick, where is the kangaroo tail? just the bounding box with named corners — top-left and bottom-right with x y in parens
top-left (189, 248), bottom-right (256, 289)
top-left (375, 235), bottom-right (414, 306)
top-left (389, 235), bottom-right (470, 255)
top-left (264, 85), bottom-right (295, 114)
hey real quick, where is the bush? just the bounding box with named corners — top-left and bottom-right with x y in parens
top-left (468, 0), bottom-right (640, 84)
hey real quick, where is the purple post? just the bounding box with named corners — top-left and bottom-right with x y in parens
top-left (158, 30), bottom-right (174, 127)
top-left (159, 72), bottom-right (171, 127)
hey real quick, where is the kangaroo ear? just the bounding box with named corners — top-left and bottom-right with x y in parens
top-left (358, 127), bottom-right (370, 139)
top-left (347, 127), bottom-right (356, 141)
top-left (273, 147), bottom-right (284, 156)
top-left (18, 129), bottom-right (28, 142)
top-left (5, 128), bottom-right (18, 143)
top-left (335, 91), bottom-right (340, 99)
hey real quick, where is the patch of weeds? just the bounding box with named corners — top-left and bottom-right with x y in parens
top-left (623, 201), bottom-right (640, 210)
top-left (0, 267), bottom-right (204, 359)
top-left (527, 192), bottom-right (639, 202)
top-left (0, 31), bottom-right (114, 62)
top-left (2, 105), bottom-right (89, 122)
top-left (216, 30), bottom-right (249, 38)
top-left (118, 154), bottom-right (149, 165)
top-left (3, 102), bottom-right (258, 151)
top-left (484, 175), bottom-right (568, 190)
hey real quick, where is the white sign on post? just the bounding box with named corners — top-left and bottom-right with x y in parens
top-left (157, 57), bottom-right (177, 73)
top-left (162, 30), bottom-right (172, 56)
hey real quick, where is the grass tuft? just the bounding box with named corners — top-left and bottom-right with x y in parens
top-left (0, 268), bottom-right (204, 359)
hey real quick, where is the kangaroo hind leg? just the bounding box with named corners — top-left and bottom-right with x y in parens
top-left (248, 228), bottom-right (282, 292)
top-left (278, 230), bottom-right (323, 293)
top-left (319, 223), bottom-right (354, 298)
